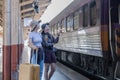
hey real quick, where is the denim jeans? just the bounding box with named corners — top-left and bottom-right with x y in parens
top-left (30, 49), bottom-right (44, 80)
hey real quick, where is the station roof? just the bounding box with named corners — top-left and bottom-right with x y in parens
top-left (20, 0), bottom-right (51, 20)
top-left (0, 0), bottom-right (3, 27)
top-left (0, 0), bottom-right (3, 35)
top-left (50, 0), bottom-right (90, 25)
top-left (0, 0), bottom-right (51, 36)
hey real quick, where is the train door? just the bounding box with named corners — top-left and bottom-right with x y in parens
top-left (110, 1), bottom-right (120, 79)
top-left (116, 4), bottom-right (120, 60)
top-left (110, 0), bottom-right (120, 61)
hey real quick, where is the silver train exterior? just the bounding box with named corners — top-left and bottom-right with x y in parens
top-left (49, 0), bottom-right (120, 79)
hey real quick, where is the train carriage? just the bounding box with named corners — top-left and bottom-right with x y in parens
top-left (49, 0), bottom-right (120, 79)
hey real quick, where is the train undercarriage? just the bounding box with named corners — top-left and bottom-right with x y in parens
top-left (55, 50), bottom-right (120, 80)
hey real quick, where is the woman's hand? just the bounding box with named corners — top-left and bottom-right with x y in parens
top-left (33, 46), bottom-right (38, 50)
top-left (57, 29), bottom-right (62, 36)
top-left (29, 38), bottom-right (38, 50)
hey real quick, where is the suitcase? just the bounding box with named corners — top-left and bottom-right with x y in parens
top-left (19, 50), bottom-right (40, 80)
top-left (33, 65), bottom-right (40, 80)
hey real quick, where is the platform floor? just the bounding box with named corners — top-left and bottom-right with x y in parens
top-left (50, 67), bottom-right (70, 80)
top-left (50, 62), bottom-right (89, 80)
top-left (22, 45), bottom-right (89, 80)
top-left (0, 44), bottom-right (89, 80)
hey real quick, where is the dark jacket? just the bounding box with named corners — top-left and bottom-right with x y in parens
top-left (41, 32), bottom-right (59, 52)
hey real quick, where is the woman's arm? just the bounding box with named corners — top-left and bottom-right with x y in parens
top-left (53, 30), bottom-right (61, 43)
top-left (53, 36), bottom-right (59, 43)
top-left (28, 38), bottom-right (38, 50)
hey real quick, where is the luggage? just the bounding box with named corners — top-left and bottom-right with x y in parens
top-left (19, 50), bottom-right (40, 80)
top-left (19, 63), bottom-right (40, 80)
top-left (33, 65), bottom-right (40, 80)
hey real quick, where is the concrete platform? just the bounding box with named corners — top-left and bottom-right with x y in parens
top-left (21, 44), bottom-right (89, 80)
top-left (42, 62), bottom-right (89, 80)
top-left (50, 69), bottom-right (70, 80)
top-left (54, 62), bottom-right (89, 80)
top-left (0, 44), bottom-right (89, 80)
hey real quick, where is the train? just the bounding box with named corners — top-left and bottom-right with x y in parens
top-left (49, 0), bottom-right (120, 80)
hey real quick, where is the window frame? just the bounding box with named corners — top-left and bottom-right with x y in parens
top-left (66, 14), bottom-right (74, 32)
top-left (90, 0), bottom-right (97, 26)
top-left (53, 24), bottom-right (55, 35)
top-left (73, 10), bottom-right (80, 30)
top-left (83, 4), bottom-right (89, 27)
top-left (54, 24), bottom-right (58, 35)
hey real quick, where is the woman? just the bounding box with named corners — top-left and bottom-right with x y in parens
top-left (28, 20), bottom-right (44, 80)
top-left (41, 23), bottom-right (60, 80)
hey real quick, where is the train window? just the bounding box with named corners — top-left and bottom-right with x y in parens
top-left (74, 10), bottom-right (79, 30)
top-left (50, 25), bottom-right (52, 33)
top-left (53, 24), bottom-right (55, 35)
top-left (83, 4), bottom-right (88, 27)
top-left (51, 25), bottom-right (54, 34)
top-left (61, 18), bottom-right (66, 32)
top-left (52, 26), bottom-right (54, 34)
top-left (60, 20), bottom-right (62, 29)
top-left (55, 24), bottom-right (58, 35)
top-left (66, 14), bottom-right (74, 31)
top-left (61, 19), bottom-right (64, 31)
top-left (57, 22), bottom-right (61, 30)
top-left (54, 24), bottom-right (56, 35)
top-left (79, 8), bottom-right (83, 28)
top-left (90, 1), bottom-right (97, 26)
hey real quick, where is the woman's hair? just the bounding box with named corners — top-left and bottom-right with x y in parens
top-left (41, 23), bottom-right (49, 33)
top-left (41, 23), bottom-right (49, 30)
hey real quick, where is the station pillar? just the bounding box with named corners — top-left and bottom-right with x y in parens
top-left (3, 0), bottom-right (12, 80)
top-left (3, 0), bottom-right (23, 80)
top-left (10, 0), bottom-right (21, 80)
